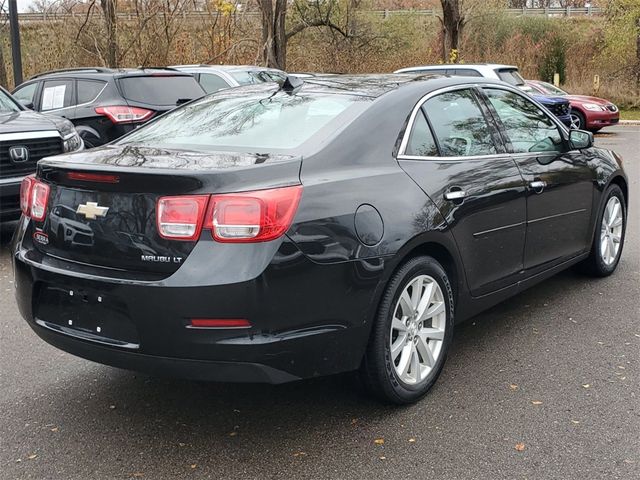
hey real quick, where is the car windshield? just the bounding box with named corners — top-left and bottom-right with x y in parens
top-left (536, 82), bottom-right (568, 96)
top-left (495, 69), bottom-right (526, 86)
top-left (117, 89), bottom-right (370, 153)
top-left (0, 89), bottom-right (20, 113)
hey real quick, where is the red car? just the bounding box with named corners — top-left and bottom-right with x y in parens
top-left (525, 80), bottom-right (619, 132)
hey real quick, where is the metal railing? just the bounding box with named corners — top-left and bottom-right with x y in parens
top-left (1, 6), bottom-right (604, 23)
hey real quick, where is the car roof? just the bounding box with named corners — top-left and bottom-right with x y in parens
top-left (260, 73), bottom-right (507, 98)
top-left (395, 64), bottom-right (518, 73)
top-left (27, 67), bottom-right (193, 81)
top-left (171, 64), bottom-right (284, 73)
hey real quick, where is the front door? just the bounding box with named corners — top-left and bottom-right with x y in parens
top-left (398, 87), bottom-right (527, 296)
top-left (481, 87), bottom-right (595, 272)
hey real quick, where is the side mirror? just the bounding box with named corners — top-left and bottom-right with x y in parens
top-left (569, 129), bottom-right (593, 150)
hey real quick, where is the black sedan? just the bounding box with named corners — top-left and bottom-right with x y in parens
top-left (11, 75), bottom-right (628, 404)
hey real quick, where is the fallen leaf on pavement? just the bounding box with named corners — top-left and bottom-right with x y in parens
top-left (190, 464), bottom-right (197, 469)
top-left (408, 438), bottom-right (416, 443)
top-left (531, 401), bottom-right (543, 405)
top-left (515, 443), bottom-right (525, 452)
top-left (571, 420), bottom-right (580, 424)
top-left (374, 438), bottom-right (384, 445)
top-left (229, 432), bottom-right (237, 437)
top-left (293, 452), bottom-right (307, 457)
top-left (27, 454), bottom-right (37, 460)
top-left (510, 384), bottom-right (519, 391)
top-left (582, 384), bottom-right (590, 389)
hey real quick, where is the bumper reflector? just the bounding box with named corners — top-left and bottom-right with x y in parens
top-left (189, 318), bottom-right (251, 329)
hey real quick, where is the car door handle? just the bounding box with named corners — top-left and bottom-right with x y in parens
top-left (529, 180), bottom-right (547, 193)
top-left (444, 190), bottom-right (467, 201)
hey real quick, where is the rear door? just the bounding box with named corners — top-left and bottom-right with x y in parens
top-left (398, 87), bottom-right (527, 296)
top-left (480, 87), bottom-right (594, 273)
top-left (39, 78), bottom-right (76, 120)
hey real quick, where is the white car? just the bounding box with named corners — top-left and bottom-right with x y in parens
top-left (170, 65), bottom-right (287, 94)
top-left (394, 63), bottom-right (527, 86)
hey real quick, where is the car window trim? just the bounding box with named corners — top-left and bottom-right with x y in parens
top-left (476, 85), bottom-right (571, 154)
top-left (39, 78), bottom-right (75, 112)
top-left (397, 83), bottom-right (508, 160)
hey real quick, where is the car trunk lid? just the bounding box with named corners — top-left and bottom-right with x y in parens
top-left (32, 146), bottom-right (301, 276)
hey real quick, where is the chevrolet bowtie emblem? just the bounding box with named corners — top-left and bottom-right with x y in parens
top-left (76, 202), bottom-right (109, 219)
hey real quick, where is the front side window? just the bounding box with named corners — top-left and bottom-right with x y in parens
top-left (12, 83), bottom-right (37, 107)
top-left (423, 89), bottom-right (497, 157)
top-left (484, 88), bottom-right (563, 154)
top-left (41, 80), bottom-right (73, 111)
top-left (118, 90), bottom-right (369, 153)
top-left (405, 110), bottom-right (438, 157)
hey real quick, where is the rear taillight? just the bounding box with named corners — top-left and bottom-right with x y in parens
top-left (205, 186), bottom-right (302, 243)
top-left (21, 177), bottom-right (50, 221)
top-left (155, 186), bottom-right (302, 243)
top-left (95, 106), bottom-right (154, 124)
top-left (156, 195), bottom-right (208, 240)
top-left (189, 318), bottom-right (251, 329)
top-left (67, 172), bottom-right (120, 183)
top-left (20, 175), bottom-right (35, 216)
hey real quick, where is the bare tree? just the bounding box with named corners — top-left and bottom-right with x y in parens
top-left (100, 0), bottom-right (118, 67)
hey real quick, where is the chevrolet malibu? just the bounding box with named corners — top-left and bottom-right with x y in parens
top-left (12, 75), bottom-right (628, 404)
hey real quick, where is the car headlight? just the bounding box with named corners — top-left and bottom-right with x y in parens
top-left (583, 103), bottom-right (605, 111)
top-left (58, 119), bottom-right (84, 152)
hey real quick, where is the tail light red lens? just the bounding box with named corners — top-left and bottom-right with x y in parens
top-left (204, 185), bottom-right (302, 242)
top-left (20, 175), bottom-right (35, 216)
top-left (156, 195), bottom-right (208, 240)
top-left (30, 180), bottom-right (50, 221)
top-left (156, 186), bottom-right (302, 243)
top-left (95, 106), bottom-right (154, 124)
top-left (67, 171), bottom-right (120, 183)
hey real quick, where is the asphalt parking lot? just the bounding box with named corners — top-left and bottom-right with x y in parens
top-left (1, 125), bottom-right (638, 480)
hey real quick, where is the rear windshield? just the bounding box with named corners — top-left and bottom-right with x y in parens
top-left (118, 75), bottom-right (204, 106)
top-left (117, 89), bottom-right (369, 153)
top-left (495, 69), bottom-right (525, 86)
top-left (230, 70), bottom-right (285, 86)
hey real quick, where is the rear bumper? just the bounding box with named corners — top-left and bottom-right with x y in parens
top-left (12, 220), bottom-right (385, 383)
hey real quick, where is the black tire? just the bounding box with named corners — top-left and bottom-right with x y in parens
top-left (360, 256), bottom-right (454, 404)
top-left (578, 184), bottom-right (626, 277)
top-left (571, 110), bottom-right (586, 130)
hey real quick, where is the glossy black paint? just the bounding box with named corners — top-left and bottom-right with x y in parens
top-left (12, 75), bottom-right (628, 383)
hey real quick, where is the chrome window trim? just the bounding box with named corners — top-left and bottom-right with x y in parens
top-left (397, 82), bottom-right (568, 160)
top-left (0, 130), bottom-right (61, 141)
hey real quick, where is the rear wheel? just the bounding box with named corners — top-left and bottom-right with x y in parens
top-left (579, 184), bottom-right (626, 276)
top-left (361, 256), bottom-right (454, 404)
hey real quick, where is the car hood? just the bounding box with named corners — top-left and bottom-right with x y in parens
top-left (566, 95), bottom-right (613, 106)
top-left (0, 110), bottom-right (66, 134)
top-left (531, 94), bottom-right (569, 106)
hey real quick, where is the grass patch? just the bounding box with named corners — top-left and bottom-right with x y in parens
top-left (620, 109), bottom-right (640, 121)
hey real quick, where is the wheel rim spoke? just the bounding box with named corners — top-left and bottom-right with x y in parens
top-left (397, 344), bottom-right (413, 377)
top-left (416, 335), bottom-right (435, 367)
top-left (421, 327), bottom-right (445, 341)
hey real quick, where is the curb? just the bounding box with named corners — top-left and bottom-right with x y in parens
top-left (618, 120), bottom-right (640, 125)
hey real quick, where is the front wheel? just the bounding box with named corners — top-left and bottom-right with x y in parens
top-left (360, 256), bottom-right (454, 404)
top-left (578, 184), bottom-right (626, 276)
top-left (570, 110), bottom-right (585, 130)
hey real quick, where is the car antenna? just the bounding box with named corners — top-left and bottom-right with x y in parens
top-left (280, 75), bottom-right (304, 94)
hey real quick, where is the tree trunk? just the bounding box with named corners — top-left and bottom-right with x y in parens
top-left (0, 42), bottom-right (8, 88)
top-left (257, 0), bottom-right (287, 70)
top-left (440, 0), bottom-right (463, 63)
top-left (101, 0), bottom-right (118, 67)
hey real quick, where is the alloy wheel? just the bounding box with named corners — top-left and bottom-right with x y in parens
top-left (570, 113), bottom-right (582, 130)
top-left (600, 196), bottom-right (624, 266)
top-left (390, 275), bottom-right (446, 385)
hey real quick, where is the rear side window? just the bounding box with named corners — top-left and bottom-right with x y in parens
top-left (495, 69), bottom-right (525, 86)
top-left (198, 73), bottom-right (230, 93)
top-left (405, 110), bottom-right (438, 157)
top-left (41, 79), bottom-right (73, 111)
top-left (118, 75), bottom-right (204, 106)
top-left (77, 80), bottom-right (106, 104)
top-left (423, 89), bottom-right (497, 157)
top-left (484, 88), bottom-right (563, 154)
top-left (453, 69), bottom-right (482, 77)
